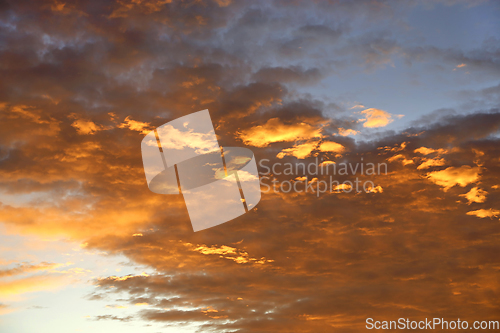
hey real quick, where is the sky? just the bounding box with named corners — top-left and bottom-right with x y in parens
top-left (0, 0), bottom-right (500, 332)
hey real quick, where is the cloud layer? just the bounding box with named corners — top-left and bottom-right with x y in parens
top-left (0, 0), bottom-right (499, 332)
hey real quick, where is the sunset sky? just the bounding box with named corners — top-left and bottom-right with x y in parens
top-left (1, 0), bottom-right (500, 332)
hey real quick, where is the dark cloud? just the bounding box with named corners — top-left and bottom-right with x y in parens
top-left (1, 0), bottom-right (499, 331)
top-left (252, 66), bottom-right (324, 85)
top-left (83, 110), bottom-right (500, 331)
top-left (403, 37), bottom-right (500, 78)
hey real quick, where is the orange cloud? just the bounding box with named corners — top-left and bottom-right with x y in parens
top-left (276, 140), bottom-right (345, 159)
top-left (118, 116), bottom-right (152, 134)
top-left (338, 128), bottom-right (359, 136)
top-left (69, 114), bottom-right (104, 135)
top-left (0, 194), bottom-right (183, 240)
top-left (359, 108), bottom-right (403, 128)
top-left (0, 275), bottom-right (67, 298)
top-left (0, 303), bottom-right (17, 316)
top-left (414, 147), bottom-right (448, 155)
top-left (0, 262), bottom-right (64, 278)
top-left (238, 118), bottom-right (323, 147)
top-left (379, 142), bottom-right (408, 152)
top-left (387, 154), bottom-right (414, 165)
top-left (332, 183), bottom-right (352, 191)
top-left (277, 141), bottom-right (319, 159)
top-left (72, 120), bottom-right (101, 135)
top-left (319, 161), bottom-right (335, 167)
top-left (102, 272), bottom-right (150, 282)
top-left (108, 0), bottom-right (172, 18)
top-left (427, 165), bottom-right (480, 191)
top-left (366, 185), bottom-right (383, 193)
top-left (318, 141), bottom-right (345, 154)
top-left (188, 244), bottom-right (274, 265)
top-left (417, 158), bottom-right (446, 170)
top-left (460, 187), bottom-right (487, 204)
top-left (466, 208), bottom-right (500, 219)
top-left (7, 105), bottom-right (60, 136)
top-left (214, 0), bottom-right (232, 7)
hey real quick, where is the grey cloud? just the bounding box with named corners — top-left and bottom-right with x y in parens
top-left (252, 66), bottom-right (324, 85)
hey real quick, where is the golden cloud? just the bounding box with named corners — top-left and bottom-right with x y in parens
top-left (359, 108), bottom-right (403, 128)
top-left (0, 262), bottom-right (64, 278)
top-left (387, 154), bottom-right (414, 165)
top-left (277, 141), bottom-right (319, 159)
top-left (427, 165), bottom-right (480, 191)
top-left (188, 244), bottom-right (274, 265)
top-left (318, 141), bottom-right (345, 154)
top-left (118, 116), bottom-right (152, 134)
top-left (417, 158), bottom-right (446, 170)
top-left (414, 147), bottom-right (448, 155)
top-left (338, 128), bottom-right (359, 136)
top-left (0, 275), bottom-right (67, 298)
top-left (466, 208), bottom-right (500, 219)
top-left (276, 140), bottom-right (345, 159)
top-left (238, 118), bottom-right (323, 147)
top-left (460, 187), bottom-right (488, 204)
top-left (68, 113), bottom-right (109, 135)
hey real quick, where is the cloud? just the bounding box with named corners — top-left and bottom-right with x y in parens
top-left (453, 63), bottom-right (467, 71)
top-left (414, 147), bottom-right (448, 155)
top-left (238, 118), bottom-right (323, 147)
top-left (189, 244), bottom-right (274, 265)
top-left (76, 110), bottom-right (500, 331)
top-left (338, 128), bottom-right (359, 136)
top-left (277, 141), bottom-right (319, 159)
top-left (118, 116), bottom-right (152, 135)
top-left (252, 66), bottom-right (323, 85)
top-left (106, 304), bottom-right (128, 309)
top-left (417, 157), bottom-right (446, 170)
top-left (387, 154), bottom-right (414, 165)
top-left (359, 108), bottom-right (404, 128)
top-left (69, 114), bottom-right (105, 135)
top-left (73, 120), bottom-right (100, 135)
top-left (426, 165), bottom-right (480, 191)
top-left (366, 185), bottom-right (383, 193)
top-left (3, 105), bottom-right (61, 137)
top-left (0, 275), bottom-right (67, 298)
top-left (318, 141), bottom-right (345, 154)
top-left (0, 0), bottom-right (500, 331)
top-left (466, 208), bottom-right (500, 219)
top-left (276, 140), bottom-right (345, 159)
top-left (0, 262), bottom-right (63, 278)
top-left (155, 125), bottom-right (220, 154)
top-left (333, 183), bottom-right (352, 191)
top-left (0, 303), bottom-right (15, 316)
top-left (92, 315), bottom-right (133, 322)
top-left (100, 272), bottom-right (150, 282)
top-left (460, 187), bottom-right (488, 204)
